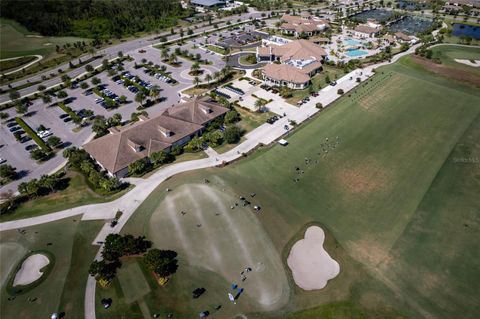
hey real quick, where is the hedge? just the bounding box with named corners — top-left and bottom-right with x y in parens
top-left (15, 117), bottom-right (51, 151)
top-left (58, 102), bottom-right (81, 123)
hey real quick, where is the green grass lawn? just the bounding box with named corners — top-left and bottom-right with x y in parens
top-left (286, 66), bottom-right (345, 105)
top-left (239, 54), bottom-right (257, 65)
top-left (0, 18), bottom-right (88, 59)
top-left (0, 171), bottom-right (132, 222)
top-left (0, 217), bottom-right (102, 319)
top-left (98, 50), bottom-right (480, 318)
top-left (205, 44), bottom-right (228, 55)
top-left (431, 45), bottom-right (480, 76)
top-left (0, 56), bottom-right (36, 72)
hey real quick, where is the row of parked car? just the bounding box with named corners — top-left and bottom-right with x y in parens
top-left (153, 72), bottom-right (173, 84)
top-left (6, 121), bottom-right (30, 144)
top-left (121, 72), bottom-right (154, 92)
top-left (224, 85), bottom-right (244, 96)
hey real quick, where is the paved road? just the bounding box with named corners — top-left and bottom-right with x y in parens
top-left (0, 44), bottom-right (420, 319)
top-left (227, 51), bottom-right (267, 69)
top-left (0, 9), bottom-right (283, 104)
top-left (0, 4), bottom-right (337, 104)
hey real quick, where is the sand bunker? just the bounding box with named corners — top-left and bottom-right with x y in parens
top-left (454, 59), bottom-right (480, 67)
top-left (13, 254), bottom-right (50, 286)
top-left (287, 226), bottom-right (339, 290)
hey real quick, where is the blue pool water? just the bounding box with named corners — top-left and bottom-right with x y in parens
top-left (346, 49), bottom-right (368, 57)
top-left (452, 23), bottom-right (480, 40)
top-left (344, 38), bottom-right (362, 46)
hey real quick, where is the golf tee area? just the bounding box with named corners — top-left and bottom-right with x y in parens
top-left (1, 46), bottom-right (480, 319)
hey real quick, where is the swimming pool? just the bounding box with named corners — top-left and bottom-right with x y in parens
top-left (345, 49), bottom-right (368, 57)
top-left (344, 38), bottom-right (362, 46)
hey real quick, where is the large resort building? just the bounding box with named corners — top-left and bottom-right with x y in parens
top-left (256, 39), bottom-right (328, 89)
top-left (83, 97), bottom-right (228, 178)
top-left (279, 13), bottom-right (329, 37)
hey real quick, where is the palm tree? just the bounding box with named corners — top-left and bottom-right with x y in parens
top-left (169, 53), bottom-right (177, 64)
top-left (205, 73), bottom-right (212, 84)
top-left (135, 92), bottom-right (145, 106)
top-left (190, 62), bottom-right (201, 75)
top-left (161, 48), bottom-right (169, 61)
top-left (194, 76), bottom-right (200, 87)
top-left (213, 71), bottom-right (221, 82)
top-left (150, 85), bottom-right (161, 101)
top-left (254, 99), bottom-right (265, 111)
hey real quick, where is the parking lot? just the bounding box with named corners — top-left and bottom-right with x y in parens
top-left (0, 23), bottom-right (266, 193)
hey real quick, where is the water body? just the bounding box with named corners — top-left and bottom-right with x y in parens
top-left (452, 23), bottom-right (480, 40)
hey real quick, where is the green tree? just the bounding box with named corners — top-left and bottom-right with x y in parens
top-left (9, 90), bottom-right (20, 101)
top-left (91, 77), bottom-right (101, 86)
top-left (85, 64), bottom-right (94, 72)
top-left (0, 164), bottom-right (17, 180)
top-left (149, 85), bottom-right (160, 101)
top-left (143, 249), bottom-right (178, 277)
top-left (92, 116), bottom-right (108, 136)
top-left (15, 103), bottom-right (28, 114)
top-left (224, 110), bottom-right (240, 124)
top-left (224, 125), bottom-right (242, 144)
top-left (47, 135), bottom-right (62, 148)
top-left (37, 84), bottom-right (46, 91)
top-left (135, 92), bottom-right (146, 106)
top-left (42, 94), bottom-right (52, 104)
top-left (128, 158), bottom-right (149, 175)
top-left (57, 90), bottom-right (68, 98)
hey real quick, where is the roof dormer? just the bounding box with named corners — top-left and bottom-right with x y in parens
top-left (158, 125), bottom-right (173, 137)
top-left (127, 139), bottom-right (143, 152)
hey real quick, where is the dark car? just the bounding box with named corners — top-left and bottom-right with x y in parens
top-left (63, 117), bottom-right (72, 122)
top-left (330, 81), bottom-right (337, 86)
top-left (6, 122), bottom-right (17, 128)
top-left (25, 144), bottom-right (38, 151)
top-left (9, 126), bottom-right (20, 132)
top-left (59, 114), bottom-right (69, 119)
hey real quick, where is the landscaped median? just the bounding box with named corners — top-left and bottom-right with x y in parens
top-left (14, 117), bottom-right (51, 151)
top-left (57, 102), bottom-right (82, 123)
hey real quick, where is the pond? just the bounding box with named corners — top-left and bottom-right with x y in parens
top-left (389, 16), bottom-right (433, 35)
top-left (452, 23), bottom-right (480, 40)
top-left (351, 9), bottom-right (394, 23)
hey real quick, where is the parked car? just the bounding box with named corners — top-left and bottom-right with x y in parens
top-left (59, 114), bottom-right (69, 119)
top-left (9, 126), bottom-right (20, 132)
top-left (0, 158), bottom-right (6, 164)
top-left (6, 122), bottom-right (17, 128)
top-left (25, 144), bottom-right (37, 151)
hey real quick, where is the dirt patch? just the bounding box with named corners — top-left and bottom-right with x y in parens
top-left (359, 74), bottom-right (409, 112)
top-left (347, 238), bottom-right (392, 268)
top-left (411, 55), bottom-right (480, 87)
top-left (337, 159), bottom-right (391, 196)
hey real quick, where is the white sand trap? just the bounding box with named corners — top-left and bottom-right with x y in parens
top-left (13, 254), bottom-right (50, 286)
top-left (287, 226), bottom-right (339, 290)
top-left (455, 59), bottom-right (480, 67)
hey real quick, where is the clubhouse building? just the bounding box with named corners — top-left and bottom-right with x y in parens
top-left (83, 97), bottom-right (228, 178)
top-left (256, 39), bottom-right (327, 89)
top-left (279, 13), bottom-right (329, 37)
